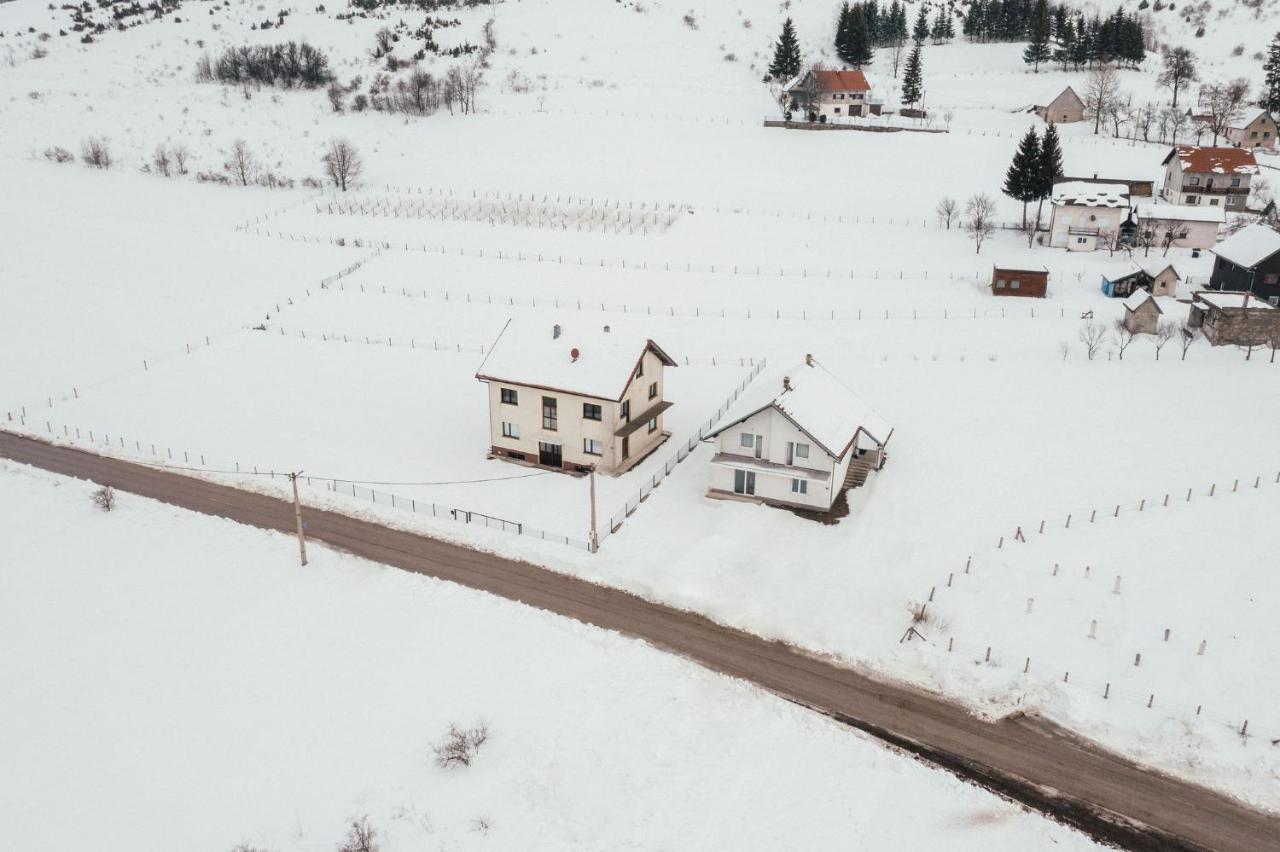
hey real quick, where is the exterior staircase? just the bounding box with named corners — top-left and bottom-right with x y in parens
top-left (844, 459), bottom-right (875, 489)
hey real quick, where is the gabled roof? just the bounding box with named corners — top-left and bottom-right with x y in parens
top-left (1212, 224), bottom-right (1280, 269)
top-left (1037, 85), bottom-right (1082, 108)
top-left (1133, 202), bottom-right (1226, 224)
top-left (476, 321), bottom-right (676, 402)
top-left (1229, 108), bottom-right (1272, 130)
top-left (1123, 289), bottom-right (1161, 313)
top-left (811, 69), bottom-right (872, 92)
top-left (1103, 260), bottom-right (1181, 284)
top-left (1193, 290), bottom-right (1277, 311)
top-left (1051, 181), bottom-right (1129, 208)
top-left (709, 357), bottom-right (891, 461)
top-left (1162, 145), bottom-right (1259, 175)
top-left (1139, 260), bottom-right (1180, 280)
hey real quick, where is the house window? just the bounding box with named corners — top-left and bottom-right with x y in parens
top-left (620, 400), bottom-right (631, 423)
top-left (500, 388), bottom-right (518, 405)
top-left (791, 478), bottom-right (808, 495)
top-left (740, 433), bottom-right (754, 448)
top-left (1010, 281), bottom-right (1021, 289)
top-left (634, 361), bottom-right (644, 379)
top-left (1265, 273), bottom-right (1280, 285)
top-left (583, 402), bottom-right (602, 421)
top-left (501, 422), bottom-right (520, 439)
top-left (507, 451), bottom-right (526, 461)
top-left (733, 469), bottom-right (756, 495)
top-left (1209, 198), bottom-right (1220, 206)
top-left (647, 418), bottom-right (657, 433)
top-left (1186, 195), bottom-right (1199, 205)
top-left (583, 438), bottom-right (603, 456)
top-left (648, 382), bottom-right (658, 400)
top-left (794, 443), bottom-right (809, 459)
top-left (542, 396), bottom-right (558, 431)
top-left (995, 280), bottom-right (1006, 288)
top-left (1189, 176), bottom-right (1200, 185)
top-left (1230, 177), bottom-right (1241, 187)
top-left (1076, 237), bottom-right (1087, 244)
top-left (834, 107), bottom-right (842, 114)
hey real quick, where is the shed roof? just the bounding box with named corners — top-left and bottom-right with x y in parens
top-left (1212, 224), bottom-right (1280, 269)
top-left (1036, 85), bottom-right (1082, 107)
top-left (1123, 289), bottom-right (1160, 313)
top-left (1133, 202), bottom-right (1225, 224)
top-left (709, 357), bottom-right (891, 461)
top-left (1193, 291), bottom-right (1277, 311)
top-left (476, 320), bottom-right (676, 401)
top-left (1051, 181), bottom-right (1129, 208)
top-left (1162, 145), bottom-right (1259, 175)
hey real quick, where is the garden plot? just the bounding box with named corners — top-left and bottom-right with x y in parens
top-left (37, 330), bottom-right (753, 543)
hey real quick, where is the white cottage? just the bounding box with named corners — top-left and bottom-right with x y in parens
top-left (1047, 181), bottom-right (1130, 251)
top-left (705, 356), bottom-right (891, 513)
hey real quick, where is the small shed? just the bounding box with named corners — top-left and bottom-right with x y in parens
top-left (1186, 291), bottom-right (1280, 346)
top-left (1122, 290), bottom-right (1162, 335)
top-left (1100, 261), bottom-right (1180, 298)
top-left (1034, 86), bottom-right (1085, 123)
top-left (991, 265), bottom-right (1048, 298)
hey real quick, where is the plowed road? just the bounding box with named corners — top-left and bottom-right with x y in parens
top-left (2, 431), bottom-right (1276, 852)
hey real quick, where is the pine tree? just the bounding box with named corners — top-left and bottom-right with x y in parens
top-left (912, 3), bottom-right (930, 46)
top-left (848, 5), bottom-right (875, 65)
top-left (889, 0), bottom-right (909, 43)
top-left (1070, 13), bottom-right (1090, 69)
top-left (1262, 32), bottom-right (1280, 113)
top-left (835, 3), bottom-right (856, 65)
top-left (1022, 0), bottom-right (1051, 72)
top-left (1052, 16), bottom-right (1075, 71)
top-left (942, 8), bottom-right (955, 39)
top-left (769, 18), bottom-right (802, 81)
top-left (930, 8), bottom-right (946, 43)
top-left (902, 44), bottom-right (924, 107)
top-left (1033, 121), bottom-right (1064, 230)
top-left (1003, 126), bottom-right (1041, 228)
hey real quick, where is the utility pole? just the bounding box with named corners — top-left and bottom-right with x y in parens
top-left (588, 465), bottom-right (599, 554)
top-left (289, 471), bottom-right (308, 567)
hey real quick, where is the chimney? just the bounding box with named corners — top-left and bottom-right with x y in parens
top-left (553, 324), bottom-right (562, 340)
top-left (782, 375), bottom-right (792, 391)
top-left (804, 353), bottom-right (814, 366)
top-left (571, 347), bottom-right (580, 362)
top-left (602, 325), bottom-right (611, 333)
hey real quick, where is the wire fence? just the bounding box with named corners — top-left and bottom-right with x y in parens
top-left (597, 359), bottom-right (768, 545)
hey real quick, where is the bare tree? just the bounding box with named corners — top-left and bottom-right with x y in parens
top-left (322, 138), bottom-right (363, 192)
top-left (1113, 318), bottom-right (1137, 359)
top-left (1199, 78), bottom-right (1250, 145)
top-left (1157, 46), bottom-right (1198, 112)
top-left (337, 816), bottom-right (379, 852)
top-left (887, 40), bottom-right (907, 79)
top-left (791, 67), bottom-right (824, 120)
top-left (92, 485), bottom-right (116, 512)
top-left (433, 722), bottom-right (489, 768)
top-left (1078, 319), bottom-right (1108, 360)
top-left (935, 196), bottom-right (958, 229)
top-left (152, 144), bottom-right (172, 177)
top-left (172, 143), bottom-right (190, 175)
top-left (224, 139), bottom-right (257, 186)
top-left (81, 137), bottom-right (113, 169)
top-left (1154, 320), bottom-right (1177, 359)
top-left (942, 109), bottom-right (954, 131)
top-left (1083, 65), bottom-right (1120, 135)
top-left (1179, 323), bottom-right (1199, 360)
top-left (327, 80), bottom-right (346, 113)
top-left (962, 193), bottom-right (996, 254)
top-left (1269, 324), bottom-right (1280, 363)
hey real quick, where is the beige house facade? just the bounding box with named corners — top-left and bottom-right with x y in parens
top-left (1034, 86), bottom-right (1085, 123)
top-left (1160, 146), bottom-right (1257, 212)
top-left (477, 324), bottom-right (676, 476)
top-left (785, 69), bottom-right (880, 120)
top-left (1226, 109), bottom-right (1278, 150)
top-left (1122, 290), bottom-right (1162, 335)
top-left (1133, 202), bottom-right (1224, 250)
top-left (1047, 181), bottom-right (1130, 251)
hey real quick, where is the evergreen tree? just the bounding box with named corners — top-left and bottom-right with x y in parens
top-left (1070, 13), bottom-right (1090, 69)
top-left (930, 9), bottom-right (946, 43)
top-left (1022, 0), bottom-right (1051, 71)
top-left (912, 3), bottom-right (930, 46)
top-left (847, 5), bottom-right (875, 65)
top-left (1262, 32), bottom-right (1280, 113)
top-left (862, 0), bottom-right (883, 46)
top-left (962, 0), bottom-right (982, 40)
top-left (942, 7), bottom-right (956, 39)
top-left (1003, 126), bottom-right (1041, 228)
top-left (1032, 121), bottom-right (1064, 230)
top-left (902, 44), bottom-right (924, 106)
top-left (888, 0), bottom-right (909, 43)
top-left (835, 3), bottom-right (856, 65)
top-left (769, 18), bottom-right (802, 80)
top-left (1052, 16), bottom-right (1075, 71)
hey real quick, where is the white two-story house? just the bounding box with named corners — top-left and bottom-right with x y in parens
top-left (1160, 145), bottom-right (1258, 212)
top-left (476, 321), bottom-right (677, 475)
top-left (705, 356), bottom-right (892, 513)
top-left (1046, 181), bottom-right (1130, 252)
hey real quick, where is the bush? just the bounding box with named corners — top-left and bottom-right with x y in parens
top-left (92, 486), bottom-right (115, 512)
top-left (433, 722), bottom-right (489, 768)
top-left (200, 41), bottom-right (332, 89)
top-left (43, 145), bottom-right (74, 163)
top-left (80, 137), bottom-right (112, 169)
top-left (337, 816), bottom-right (379, 852)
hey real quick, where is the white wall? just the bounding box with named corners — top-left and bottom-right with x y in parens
top-left (710, 407), bottom-right (841, 510)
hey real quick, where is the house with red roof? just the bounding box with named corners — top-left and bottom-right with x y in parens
top-left (1160, 145), bottom-right (1258, 212)
top-left (783, 69), bottom-right (881, 121)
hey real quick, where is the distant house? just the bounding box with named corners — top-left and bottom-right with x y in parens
top-left (1033, 86), bottom-right (1084, 123)
top-left (705, 355), bottom-right (891, 514)
top-left (1226, 109), bottom-right (1278, 150)
top-left (1160, 146), bottom-right (1258, 212)
top-left (1186, 291), bottom-right (1280, 345)
top-left (1061, 171), bottom-right (1155, 198)
top-left (1209, 224), bottom-right (1280, 305)
top-left (1122, 289), bottom-right (1162, 335)
top-left (476, 322), bottom-right (677, 475)
top-left (784, 69), bottom-right (881, 120)
top-left (991, 264), bottom-right (1048, 297)
top-left (1047, 181), bottom-right (1130, 251)
top-left (1100, 260), bottom-right (1180, 298)
top-left (1132, 202), bottom-right (1224, 251)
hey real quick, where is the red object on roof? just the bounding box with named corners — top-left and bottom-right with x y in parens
top-left (1163, 145), bottom-right (1259, 175)
top-left (813, 69), bottom-right (871, 92)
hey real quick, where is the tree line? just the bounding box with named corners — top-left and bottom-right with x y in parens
top-left (194, 41), bottom-right (333, 88)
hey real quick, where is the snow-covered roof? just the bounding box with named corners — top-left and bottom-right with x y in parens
top-left (1036, 85), bottom-right (1081, 107)
top-left (476, 320), bottom-right (676, 401)
top-left (1051, 181), bottom-right (1129, 208)
top-left (1139, 260), bottom-right (1180, 280)
top-left (1193, 291), bottom-right (1277, 311)
top-left (1123, 289), bottom-right (1159, 313)
top-left (1104, 260), bottom-right (1180, 284)
top-left (1212, 224), bottom-right (1280, 269)
top-left (1163, 145), bottom-right (1259, 176)
top-left (1229, 108), bottom-right (1272, 130)
top-left (1133, 202), bottom-right (1225, 224)
top-left (710, 357), bottom-right (891, 460)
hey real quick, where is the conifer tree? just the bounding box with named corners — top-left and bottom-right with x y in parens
top-left (1022, 0), bottom-right (1052, 72)
top-left (1033, 121), bottom-right (1064, 230)
top-left (847, 5), bottom-right (875, 65)
top-left (942, 8), bottom-right (955, 40)
top-left (835, 3), bottom-right (856, 65)
top-left (1052, 16), bottom-right (1075, 71)
top-left (769, 18), bottom-right (803, 81)
top-left (1003, 126), bottom-right (1041, 228)
top-left (912, 3), bottom-right (930, 46)
top-left (930, 8), bottom-right (946, 43)
top-left (902, 44), bottom-right (924, 107)
top-left (1263, 32), bottom-right (1280, 113)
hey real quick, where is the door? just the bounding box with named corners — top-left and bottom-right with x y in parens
top-left (785, 442), bottom-right (794, 466)
top-left (621, 435), bottom-right (630, 460)
top-left (538, 442), bottom-right (562, 468)
top-left (733, 469), bottom-right (756, 495)
top-left (754, 435), bottom-right (764, 459)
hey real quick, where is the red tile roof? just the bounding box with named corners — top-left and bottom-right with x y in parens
top-left (813, 70), bottom-right (871, 92)
top-left (1164, 145), bottom-right (1259, 175)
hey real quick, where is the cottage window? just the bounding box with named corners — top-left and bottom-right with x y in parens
top-left (583, 402), bottom-right (602, 421)
top-left (1185, 195), bottom-right (1199, 205)
top-left (733, 469), bottom-right (756, 495)
top-left (996, 280), bottom-right (1007, 288)
top-left (794, 443), bottom-right (809, 459)
top-left (502, 422), bottom-right (520, 439)
top-left (542, 396), bottom-right (558, 431)
top-left (620, 399), bottom-right (631, 423)
top-left (635, 361), bottom-right (644, 379)
top-left (500, 388), bottom-right (519, 405)
top-left (1265, 273), bottom-right (1280, 285)
top-left (1209, 198), bottom-right (1220, 206)
top-left (508, 451), bottom-right (527, 461)
top-left (1189, 176), bottom-right (1200, 185)
top-left (583, 438), bottom-right (604, 456)
top-left (1230, 178), bottom-right (1241, 187)
top-left (1010, 281), bottom-right (1021, 289)
top-left (740, 433), bottom-right (754, 448)
top-left (834, 107), bottom-right (842, 114)
top-left (648, 382), bottom-right (658, 400)
top-left (648, 417), bottom-right (658, 433)
top-left (791, 478), bottom-right (808, 495)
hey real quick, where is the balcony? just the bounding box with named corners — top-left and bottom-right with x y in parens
top-left (1068, 226), bottom-right (1101, 236)
top-left (1181, 183), bottom-right (1246, 196)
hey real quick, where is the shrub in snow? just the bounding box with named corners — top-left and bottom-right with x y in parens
top-left (92, 486), bottom-right (115, 512)
top-left (682, 12), bottom-right (697, 28)
top-left (80, 137), bottom-right (112, 169)
top-left (433, 722), bottom-right (489, 769)
top-left (337, 816), bottom-right (379, 852)
top-left (43, 146), bottom-right (74, 163)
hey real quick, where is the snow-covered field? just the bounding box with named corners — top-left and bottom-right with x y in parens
top-left (4, 0), bottom-right (1280, 826)
top-left (0, 461), bottom-right (1104, 851)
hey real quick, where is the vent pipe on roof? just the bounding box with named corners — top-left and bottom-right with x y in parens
top-left (553, 324), bottom-right (562, 339)
top-left (603, 325), bottom-right (610, 333)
